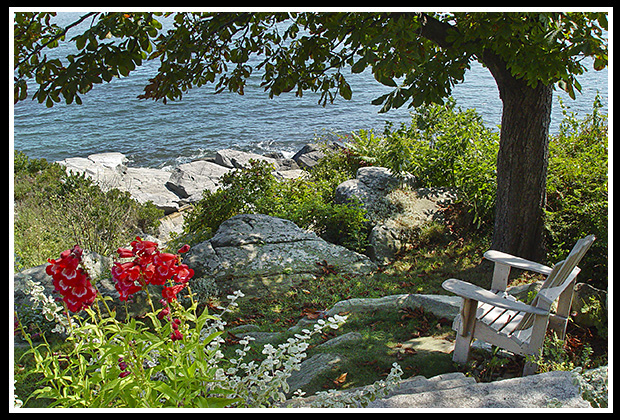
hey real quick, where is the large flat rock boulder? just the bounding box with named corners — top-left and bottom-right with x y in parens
top-left (58, 153), bottom-right (182, 213)
top-left (185, 214), bottom-right (378, 298)
top-left (165, 160), bottom-right (231, 203)
top-left (214, 149), bottom-right (280, 170)
top-left (57, 150), bottom-right (309, 214)
top-left (335, 166), bottom-right (455, 264)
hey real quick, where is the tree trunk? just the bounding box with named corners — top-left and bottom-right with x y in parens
top-left (485, 55), bottom-right (553, 262)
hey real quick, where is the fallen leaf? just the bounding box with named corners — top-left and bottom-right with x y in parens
top-left (333, 372), bottom-right (348, 386)
top-left (302, 308), bottom-right (323, 320)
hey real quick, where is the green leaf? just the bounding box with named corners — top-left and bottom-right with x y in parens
top-left (339, 80), bottom-right (352, 100)
top-left (195, 396), bottom-right (243, 408)
top-left (371, 93), bottom-right (390, 106)
top-left (593, 56), bottom-right (607, 71)
top-left (351, 57), bottom-right (367, 74)
top-left (392, 90), bottom-right (406, 109)
top-left (374, 72), bottom-right (397, 87)
top-left (153, 381), bottom-right (179, 401)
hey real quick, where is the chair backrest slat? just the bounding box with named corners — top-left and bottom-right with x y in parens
top-left (513, 235), bottom-right (595, 332)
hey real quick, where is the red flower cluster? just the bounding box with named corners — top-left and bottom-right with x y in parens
top-left (112, 237), bottom-right (194, 303)
top-left (46, 245), bottom-right (97, 313)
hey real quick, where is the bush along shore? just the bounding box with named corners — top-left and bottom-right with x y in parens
top-left (13, 100), bottom-right (608, 408)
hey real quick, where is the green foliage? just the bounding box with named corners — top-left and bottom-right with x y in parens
top-left (545, 95), bottom-right (608, 289)
top-left (347, 99), bottom-right (499, 230)
top-left (15, 12), bottom-right (607, 112)
top-left (13, 151), bottom-right (163, 269)
top-left (449, 13), bottom-right (608, 99)
top-left (183, 159), bottom-right (369, 253)
top-left (14, 12), bottom-right (163, 106)
top-left (17, 288), bottom-right (239, 408)
top-left (529, 332), bottom-right (593, 374)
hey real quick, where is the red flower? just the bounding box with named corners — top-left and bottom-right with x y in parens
top-left (170, 329), bottom-right (183, 342)
top-left (174, 264), bottom-right (194, 283)
top-left (116, 247), bottom-right (134, 258)
top-left (177, 244), bottom-right (190, 254)
top-left (46, 245), bottom-right (96, 313)
top-left (161, 284), bottom-right (186, 303)
top-left (157, 306), bottom-right (170, 320)
top-left (111, 238), bottom-right (195, 303)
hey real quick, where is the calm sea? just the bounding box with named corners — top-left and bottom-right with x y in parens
top-left (12, 13), bottom-right (609, 169)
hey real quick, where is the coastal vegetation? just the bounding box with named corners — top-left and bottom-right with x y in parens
top-left (13, 10), bottom-right (608, 408)
top-left (13, 98), bottom-right (608, 407)
top-left (14, 11), bottom-right (608, 263)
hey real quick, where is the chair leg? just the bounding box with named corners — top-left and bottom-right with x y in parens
top-left (453, 331), bottom-right (474, 364)
top-left (452, 298), bottom-right (477, 364)
top-left (523, 359), bottom-right (539, 376)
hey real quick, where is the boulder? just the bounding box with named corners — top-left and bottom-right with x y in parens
top-left (165, 160), bottom-right (231, 203)
top-left (59, 153), bottom-right (127, 186)
top-left (292, 143), bottom-right (341, 169)
top-left (214, 148), bottom-right (280, 170)
top-left (57, 153), bottom-right (182, 214)
top-left (287, 353), bottom-right (346, 393)
top-left (334, 166), bottom-right (412, 211)
top-left (323, 293), bottom-right (462, 321)
top-left (122, 167), bottom-right (182, 213)
top-left (185, 214), bottom-right (378, 298)
top-left (55, 147), bottom-right (312, 215)
top-left (335, 167), bottom-right (455, 264)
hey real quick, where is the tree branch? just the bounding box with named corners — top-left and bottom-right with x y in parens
top-left (15, 12), bottom-right (99, 70)
top-left (415, 12), bottom-right (457, 49)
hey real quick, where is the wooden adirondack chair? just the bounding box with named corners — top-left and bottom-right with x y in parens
top-left (442, 235), bottom-right (595, 375)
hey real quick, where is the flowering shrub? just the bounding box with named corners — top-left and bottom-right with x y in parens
top-left (15, 239), bottom-right (403, 408)
top-left (112, 237), bottom-right (194, 303)
top-left (45, 245), bottom-right (97, 313)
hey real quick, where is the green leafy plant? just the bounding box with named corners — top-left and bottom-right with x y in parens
top-left (346, 99), bottom-right (500, 230)
top-left (545, 95), bottom-right (608, 288)
top-left (15, 241), bottom-right (241, 408)
top-left (183, 159), bottom-right (370, 253)
top-left (15, 237), bottom-right (406, 408)
top-left (14, 151), bottom-right (163, 269)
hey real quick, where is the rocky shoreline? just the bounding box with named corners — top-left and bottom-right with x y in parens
top-left (57, 144), bottom-right (458, 266)
top-left (56, 144), bottom-right (329, 214)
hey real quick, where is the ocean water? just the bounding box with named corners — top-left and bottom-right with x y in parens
top-left (12, 13), bottom-right (609, 169)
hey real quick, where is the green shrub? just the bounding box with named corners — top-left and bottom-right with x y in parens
top-left (347, 98), bottom-right (500, 230)
top-left (13, 151), bottom-right (163, 269)
top-left (545, 95), bottom-right (608, 289)
top-left (344, 96), bottom-right (607, 288)
top-left (183, 159), bottom-right (369, 253)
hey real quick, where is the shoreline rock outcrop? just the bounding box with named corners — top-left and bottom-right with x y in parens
top-left (335, 166), bottom-right (456, 264)
top-left (56, 146), bottom-right (319, 214)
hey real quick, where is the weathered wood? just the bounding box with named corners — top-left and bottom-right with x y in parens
top-left (453, 297), bottom-right (477, 363)
top-left (442, 235), bottom-right (595, 376)
top-left (484, 250), bottom-right (553, 276)
top-left (442, 279), bottom-right (548, 315)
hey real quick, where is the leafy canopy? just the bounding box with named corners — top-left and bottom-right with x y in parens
top-left (14, 11), bottom-right (607, 110)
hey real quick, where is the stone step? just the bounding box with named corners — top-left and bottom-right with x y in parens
top-left (368, 370), bottom-right (591, 409)
top-left (284, 371), bottom-right (475, 408)
top-left (385, 372), bottom-right (476, 398)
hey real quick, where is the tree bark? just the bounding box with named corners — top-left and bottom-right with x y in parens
top-left (483, 53), bottom-right (553, 262)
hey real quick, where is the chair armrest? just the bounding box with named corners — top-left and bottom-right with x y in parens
top-left (442, 278), bottom-right (549, 315)
top-left (484, 250), bottom-right (553, 276)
